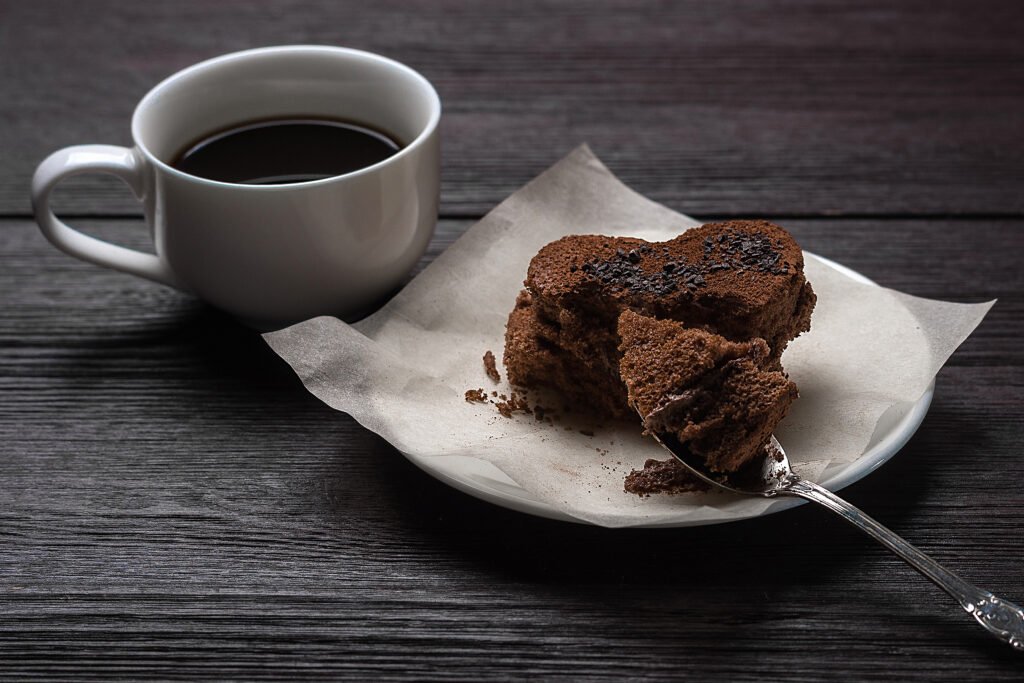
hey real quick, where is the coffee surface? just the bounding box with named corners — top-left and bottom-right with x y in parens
top-left (172, 118), bottom-right (402, 184)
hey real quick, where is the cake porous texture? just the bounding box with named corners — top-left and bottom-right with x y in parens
top-left (617, 309), bottom-right (798, 473)
top-left (505, 221), bottom-right (814, 415)
top-left (502, 220), bottom-right (815, 486)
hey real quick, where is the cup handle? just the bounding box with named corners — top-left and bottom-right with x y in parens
top-left (31, 144), bottom-right (184, 289)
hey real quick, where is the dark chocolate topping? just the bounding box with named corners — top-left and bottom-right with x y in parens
top-left (701, 229), bottom-right (789, 275)
top-left (580, 245), bottom-right (705, 297)
top-left (578, 227), bottom-right (788, 299)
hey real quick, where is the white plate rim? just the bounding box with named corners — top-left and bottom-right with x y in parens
top-left (400, 253), bottom-right (935, 527)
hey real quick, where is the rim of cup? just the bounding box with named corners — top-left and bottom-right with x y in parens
top-left (130, 45), bottom-right (442, 190)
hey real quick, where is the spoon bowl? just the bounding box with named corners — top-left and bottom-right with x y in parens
top-left (649, 430), bottom-right (795, 496)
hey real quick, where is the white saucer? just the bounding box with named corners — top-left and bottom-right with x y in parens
top-left (400, 254), bottom-right (933, 527)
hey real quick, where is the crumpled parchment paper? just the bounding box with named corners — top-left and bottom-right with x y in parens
top-left (264, 145), bottom-right (993, 528)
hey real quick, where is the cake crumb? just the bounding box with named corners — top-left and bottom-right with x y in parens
top-left (464, 388), bottom-right (488, 403)
top-left (624, 458), bottom-right (710, 497)
top-left (579, 429), bottom-right (595, 437)
top-left (495, 391), bottom-right (531, 418)
top-left (483, 350), bottom-right (501, 383)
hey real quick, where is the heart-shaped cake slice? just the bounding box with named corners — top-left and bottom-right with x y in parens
top-left (504, 220), bottom-right (815, 423)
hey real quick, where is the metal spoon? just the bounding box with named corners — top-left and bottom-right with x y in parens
top-left (650, 428), bottom-right (1024, 650)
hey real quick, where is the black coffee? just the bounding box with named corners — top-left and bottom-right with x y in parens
top-left (171, 118), bottom-right (402, 184)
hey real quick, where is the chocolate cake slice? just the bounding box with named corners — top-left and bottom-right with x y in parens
top-left (504, 290), bottom-right (629, 417)
top-left (504, 220), bottom-right (815, 421)
top-left (617, 309), bottom-right (797, 473)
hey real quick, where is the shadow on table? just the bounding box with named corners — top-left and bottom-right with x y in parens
top-left (354, 404), bottom-right (1012, 654)
top-left (373, 431), bottom-right (935, 585)
top-left (43, 299), bottom-right (308, 394)
top-left (46, 304), bottom-right (1013, 657)
top-left (47, 302), bottom-right (978, 598)
top-left (128, 305), bottom-right (967, 601)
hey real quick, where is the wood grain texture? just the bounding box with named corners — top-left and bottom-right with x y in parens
top-left (3, 218), bottom-right (1019, 363)
top-left (2, 217), bottom-right (1024, 680)
top-left (3, 0), bottom-right (1024, 678)
top-left (2, 0), bottom-right (1023, 217)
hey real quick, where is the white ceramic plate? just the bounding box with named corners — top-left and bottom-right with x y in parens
top-left (401, 254), bottom-right (933, 526)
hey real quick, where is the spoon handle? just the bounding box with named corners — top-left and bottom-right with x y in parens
top-left (781, 476), bottom-right (1024, 651)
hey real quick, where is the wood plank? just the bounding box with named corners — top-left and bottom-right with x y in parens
top-left (5, 0), bottom-right (1024, 675)
top-left (3, 0), bottom-right (1023, 217)
top-left (3, 217), bottom-right (1020, 365)
top-left (1, 358), bottom-right (1023, 678)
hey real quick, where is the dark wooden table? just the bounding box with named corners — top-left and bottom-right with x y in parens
top-left (3, 1), bottom-right (1023, 679)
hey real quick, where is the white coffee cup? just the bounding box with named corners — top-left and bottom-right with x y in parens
top-left (31, 46), bottom-right (441, 327)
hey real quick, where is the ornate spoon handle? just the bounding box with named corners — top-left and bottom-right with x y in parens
top-left (777, 476), bottom-right (1024, 650)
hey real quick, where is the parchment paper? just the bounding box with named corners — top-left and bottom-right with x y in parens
top-left (264, 145), bottom-right (993, 528)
